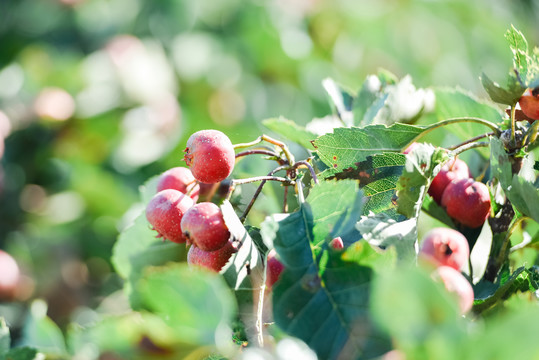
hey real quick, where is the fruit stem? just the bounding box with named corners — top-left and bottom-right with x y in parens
top-left (226, 175), bottom-right (295, 202)
top-left (235, 149), bottom-right (283, 162)
top-left (240, 165), bottom-right (289, 223)
top-left (233, 134), bottom-right (296, 167)
top-left (450, 141), bottom-right (490, 157)
top-left (447, 132), bottom-right (495, 151)
top-left (418, 117), bottom-right (501, 140)
top-left (293, 160), bottom-right (320, 185)
top-left (510, 104), bottom-right (517, 146)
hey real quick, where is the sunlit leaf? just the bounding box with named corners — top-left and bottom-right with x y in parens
top-left (262, 117), bottom-right (318, 150)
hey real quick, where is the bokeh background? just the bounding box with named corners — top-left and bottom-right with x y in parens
top-left (0, 0), bottom-right (538, 330)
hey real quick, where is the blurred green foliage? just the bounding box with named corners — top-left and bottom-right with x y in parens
top-left (0, 0), bottom-right (538, 336)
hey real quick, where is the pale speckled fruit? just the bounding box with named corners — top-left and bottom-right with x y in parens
top-left (184, 129), bottom-right (235, 184)
top-left (419, 228), bottom-right (469, 271)
top-left (181, 202), bottom-right (230, 251)
top-left (441, 178), bottom-right (491, 229)
top-left (428, 158), bottom-right (471, 204)
top-left (145, 189), bottom-right (194, 243)
top-left (0, 250), bottom-right (20, 301)
top-left (156, 167), bottom-right (200, 202)
top-left (433, 265), bottom-right (474, 314)
top-left (187, 240), bottom-right (236, 272)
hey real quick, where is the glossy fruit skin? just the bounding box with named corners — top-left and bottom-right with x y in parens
top-left (428, 158), bottom-right (471, 204)
top-left (330, 236), bottom-right (344, 250)
top-left (419, 228), bottom-right (469, 271)
top-left (266, 250), bottom-right (284, 290)
top-left (181, 202), bottom-right (230, 251)
top-left (441, 178), bottom-right (491, 228)
top-left (145, 189), bottom-right (194, 243)
top-left (184, 130), bottom-right (235, 184)
top-left (156, 167), bottom-right (200, 202)
top-left (0, 250), bottom-right (20, 301)
top-left (187, 240), bottom-right (236, 272)
top-left (518, 88), bottom-right (539, 121)
top-left (433, 266), bottom-right (474, 314)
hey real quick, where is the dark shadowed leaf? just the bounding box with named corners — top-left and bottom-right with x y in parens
top-left (261, 181), bottom-right (392, 359)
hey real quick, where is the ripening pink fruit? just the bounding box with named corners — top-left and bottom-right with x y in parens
top-left (441, 178), bottom-right (491, 229)
top-left (187, 240), bottom-right (236, 272)
top-left (518, 88), bottom-right (539, 122)
top-left (0, 250), bottom-right (20, 301)
top-left (181, 202), bottom-right (230, 251)
top-left (428, 158), bottom-right (471, 204)
top-left (145, 189), bottom-right (194, 243)
top-left (329, 236), bottom-right (344, 250)
top-left (184, 129), bottom-right (235, 184)
top-left (419, 228), bottom-right (469, 271)
top-left (156, 167), bottom-right (200, 202)
top-left (266, 250), bottom-right (284, 290)
top-left (432, 266), bottom-right (474, 314)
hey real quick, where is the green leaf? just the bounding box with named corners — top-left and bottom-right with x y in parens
top-left (480, 72), bottom-right (524, 106)
top-left (473, 266), bottom-right (539, 313)
top-left (324, 153), bottom-right (406, 217)
top-left (261, 181), bottom-right (391, 359)
top-left (506, 25), bottom-right (529, 75)
top-left (0, 319), bottom-right (9, 356)
top-left (312, 124), bottom-right (424, 173)
top-left (421, 195), bottom-right (456, 228)
top-left (419, 88), bottom-right (502, 158)
top-left (322, 78), bottom-right (355, 126)
top-left (18, 300), bottom-right (67, 357)
top-left (1, 347), bottom-right (39, 360)
top-left (262, 117), bottom-right (318, 150)
top-left (396, 143), bottom-right (449, 219)
top-left (138, 263), bottom-right (237, 346)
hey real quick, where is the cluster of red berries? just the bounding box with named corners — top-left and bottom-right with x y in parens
top-left (419, 228), bottom-right (474, 314)
top-left (428, 158), bottom-right (491, 229)
top-left (145, 129), bottom-right (237, 272)
top-left (145, 129), bottom-right (288, 288)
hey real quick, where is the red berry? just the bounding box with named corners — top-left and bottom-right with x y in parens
top-left (441, 178), bottom-right (491, 229)
top-left (181, 202), bottom-right (230, 251)
top-left (266, 250), bottom-right (284, 290)
top-left (156, 167), bottom-right (200, 202)
top-left (518, 88), bottom-right (539, 121)
top-left (145, 189), bottom-right (194, 243)
top-left (0, 250), bottom-right (20, 301)
top-left (419, 228), bottom-right (469, 271)
top-left (187, 240), bottom-right (236, 272)
top-left (428, 158), bottom-right (470, 204)
top-left (329, 236), bottom-right (344, 250)
top-left (184, 129), bottom-right (235, 184)
top-left (432, 266), bottom-right (474, 314)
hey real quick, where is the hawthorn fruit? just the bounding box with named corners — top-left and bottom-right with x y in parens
top-left (428, 158), bottom-right (471, 204)
top-left (266, 249), bottom-right (284, 290)
top-left (156, 167), bottom-right (200, 202)
top-left (0, 250), bottom-right (20, 301)
top-left (518, 88), bottom-right (539, 121)
top-left (419, 228), bottom-right (469, 271)
top-left (441, 178), bottom-right (491, 228)
top-left (329, 236), bottom-right (344, 250)
top-left (145, 189), bottom-right (194, 243)
top-left (433, 265), bottom-right (474, 314)
top-left (187, 240), bottom-right (236, 272)
top-left (181, 202), bottom-right (230, 251)
top-left (184, 129), bottom-right (235, 184)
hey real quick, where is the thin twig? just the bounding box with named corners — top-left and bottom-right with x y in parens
top-left (450, 141), bottom-right (490, 157)
top-left (235, 149), bottom-right (282, 160)
top-left (447, 132), bottom-right (495, 151)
